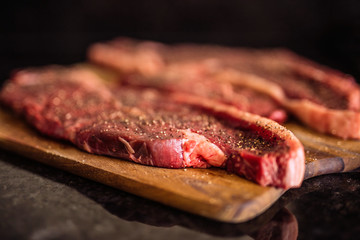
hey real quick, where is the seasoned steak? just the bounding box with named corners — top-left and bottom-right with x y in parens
top-left (88, 40), bottom-right (287, 123)
top-left (0, 66), bottom-right (120, 140)
top-left (0, 66), bottom-right (305, 189)
top-left (212, 48), bottom-right (360, 139)
top-left (88, 37), bottom-right (360, 139)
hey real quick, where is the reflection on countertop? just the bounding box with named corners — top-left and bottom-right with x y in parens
top-left (0, 148), bottom-right (359, 240)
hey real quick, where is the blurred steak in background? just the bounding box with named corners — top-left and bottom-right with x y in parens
top-left (0, 0), bottom-right (359, 84)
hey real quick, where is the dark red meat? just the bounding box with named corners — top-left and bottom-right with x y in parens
top-left (0, 66), bottom-right (305, 189)
top-left (88, 39), bottom-right (287, 123)
top-left (87, 37), bottom-right (360, 139)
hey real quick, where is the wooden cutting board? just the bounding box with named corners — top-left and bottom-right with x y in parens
top-left (1, 109), bottom-right (360, 223)
top-left (1, 65), bottom-right (360, 223)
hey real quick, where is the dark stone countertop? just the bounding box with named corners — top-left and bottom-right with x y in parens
top-left (1, 148), bottom-right (360, 240)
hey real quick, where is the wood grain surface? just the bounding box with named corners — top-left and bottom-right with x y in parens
top-left (1, 108), bottom-right (360, 223)
top-left (1, 65), bottom-right (360, 223)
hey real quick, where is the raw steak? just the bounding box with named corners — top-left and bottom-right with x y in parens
top-left (214, 48), bottom-right (360, 139)
top-left (88, 38), bottom-right (360, 139)
top-left (88, 39), bottom-right (287, 123)
top-left (0, 66), bottom-right (305, 189)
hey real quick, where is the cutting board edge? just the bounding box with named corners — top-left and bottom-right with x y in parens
top-left (0, 136), bottom-right (285, 223)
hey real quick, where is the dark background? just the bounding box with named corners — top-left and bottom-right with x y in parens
top-left (1, 0), bottom-right (360, 84)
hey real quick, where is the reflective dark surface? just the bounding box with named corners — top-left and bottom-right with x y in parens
top-left (1, 148), bottom-right (360, 240)
top-left (1, 1), bottom-right (360, 239)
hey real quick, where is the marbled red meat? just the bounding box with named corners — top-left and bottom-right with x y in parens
top-left (88, 38), bottom-right (360, 139)
top-left (0, 66), bottom-right (305, 189)
top-left (88, 39), bottom-right (287, 123)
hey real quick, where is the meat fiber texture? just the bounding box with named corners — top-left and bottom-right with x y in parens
top-left (87, 37), bottom-right (360, 139)
top-left (88, 39), bottom-right (288, 124)
top-left (0, 66), bottom-right (305, 189)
